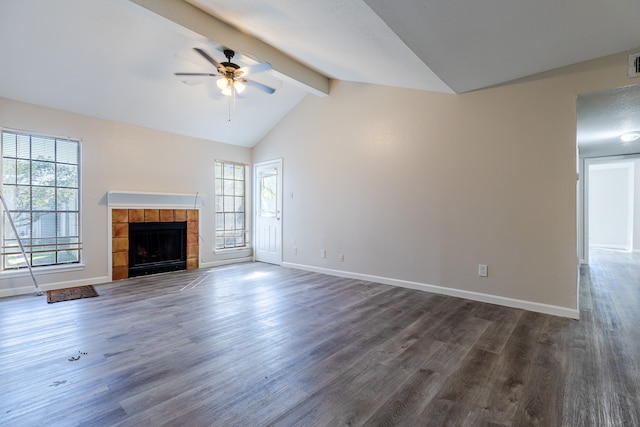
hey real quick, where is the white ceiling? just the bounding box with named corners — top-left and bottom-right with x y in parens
top-left (1, 0), bottom-right (639, 147)
top-left (578, 84), bottom-right (640, 158)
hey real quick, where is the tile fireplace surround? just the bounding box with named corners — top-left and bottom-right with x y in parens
top-left (111, 208), bottom-right (199, 280)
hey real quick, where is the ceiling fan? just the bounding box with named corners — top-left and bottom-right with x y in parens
top-left (175, 48), bottom-right (276, 96)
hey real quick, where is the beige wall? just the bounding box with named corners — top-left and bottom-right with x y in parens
top-left (0, 97), bottom-right (251, 296)
top-left (253, 48), bottom-right (639, 317)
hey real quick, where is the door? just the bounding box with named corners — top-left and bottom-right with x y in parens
top-left (254, 159), bottom-right (282, 264)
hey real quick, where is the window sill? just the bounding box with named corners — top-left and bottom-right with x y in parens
top-left (214, 245), bottom-right (250, 252)
top-left (0, 263), bottom-right (86, 278)
top-left (213, 246), bottom-right (253, 258)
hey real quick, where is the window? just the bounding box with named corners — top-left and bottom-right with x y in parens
top-left (215, 160), bottom-right (246, 249)
top-left (1, 130), bottom-right (81, 270)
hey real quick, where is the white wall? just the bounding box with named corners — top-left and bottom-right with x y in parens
top-left (588, 162), bottom-right (633, 250)
top-left (0, 97), bottom-right (251, 297)
top-left (253, 48), bottom-right (640, 318)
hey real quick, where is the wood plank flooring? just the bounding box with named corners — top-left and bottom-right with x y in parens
top-left (1, 248), bottom-right (639, 426)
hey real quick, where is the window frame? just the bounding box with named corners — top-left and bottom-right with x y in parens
top-left (214, 160), bottom-right (248, 251)
top-left (1, 128), bottom-right (82, 271)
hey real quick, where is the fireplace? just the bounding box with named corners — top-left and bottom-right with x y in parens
top-left (128, 221), bottom-right (187, 277)
top-left (111, 208), bottom-right (199, 281)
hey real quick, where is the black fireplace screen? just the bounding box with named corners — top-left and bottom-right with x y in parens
top-left (128, 222), bottom-right (187, 277)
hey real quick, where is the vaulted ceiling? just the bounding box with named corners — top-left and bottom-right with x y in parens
top-left (1, 0), bottom-right (639, 147)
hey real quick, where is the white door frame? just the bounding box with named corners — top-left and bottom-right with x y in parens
top-left (254, 159), bottom-right (283, 264)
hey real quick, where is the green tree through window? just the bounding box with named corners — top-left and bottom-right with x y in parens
top-left (1, 130), bottom-right (81, 269)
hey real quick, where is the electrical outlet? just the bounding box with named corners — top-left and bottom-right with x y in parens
top-left (339, 254), bottom-right (344, 262)
top-left (320, 249), bottom-right (326, 258)
top-left (478, 264), bottom-right (488, 277)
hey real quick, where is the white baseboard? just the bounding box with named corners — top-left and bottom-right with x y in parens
top-left (282, 262), bottom-right (579, 320)
top-left (200, 257), bottom-right (254, 269)
top-left (0, 275), bottom-right (109, 298)
top-left (589, 244), bottom-right (630, 251)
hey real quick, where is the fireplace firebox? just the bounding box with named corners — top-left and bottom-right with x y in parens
top-left (128, 221), bottom-right (187, 277)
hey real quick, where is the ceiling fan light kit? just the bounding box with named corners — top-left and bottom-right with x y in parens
top-left (175, 47), bottom-right (275, 97)
top-left (174, 47), bottom-right (276, 121)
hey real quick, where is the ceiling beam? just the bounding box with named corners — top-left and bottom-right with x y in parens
top-left (129, 0), bottom-right (329, 97)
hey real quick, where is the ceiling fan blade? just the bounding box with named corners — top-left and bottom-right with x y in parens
top-left (237, 62), bottom-right (272, 76)
top-left (174, 72), bottom-right (218, 77)
top-left (193, 47), bottom-right (223, 72)
top-left (245, 79), bottom-right (276, 94)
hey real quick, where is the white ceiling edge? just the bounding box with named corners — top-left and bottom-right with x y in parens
top-left (187, 0), bottom-right (455, 94)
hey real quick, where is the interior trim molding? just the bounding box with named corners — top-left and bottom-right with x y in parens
top-left (0, 275), bottom-right (109, 298)
top-left (107, 191), bottom-right (204, 209)
top-left (282, 262), bottom-right (580, 319)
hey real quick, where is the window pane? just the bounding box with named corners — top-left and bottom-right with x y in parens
top-left (57, 164), bottom-right (78, 187)
top-left (235, 213), bottom-right (244, 230)
top-left (5, 211), bottom-right (31, 238)
top-left (57, 188), bottom-right (78, 210)
top-left (3, 159), bottom-right (16, 184)
top-left (16, 135), bottom-right (30, 159)
top-left (31, 136), bottom-right (55, 161)
top-left (4, 252), bottom-right (27, 269)
top-left (1, 186), bottom-right (17, 210)
top-left (260, 175), bottom-right (277, 217)
top-left (234, 180), bottom-right (244, 196)
top-left (3, 185), bottom-right (32, 211)
top-left (2, 132), bottom-right (17, 157)
top-left (58, 250), bottom-right (79, 263)
top-left (32, 251), bottom-right (56, 266)
top-left (56, 139), bottom-right (78, 164)
top-left (16, 159), bottom-right (30, 184)
top-left (33, 212), bottom-right (57, 238)
top-left (32, 161), bottom-right (56, 186)
top-left (235, 197), bottom-right (244, 213)
top-left (32, 187), bottom-right (55, 211)
top-left (224, 180), bottom-right (234, 195)
top-left (215, 213), bottom-right (224, 230)
top-left (57, 212), bottom-right (79, 236)
top-left (224, 213), bottom-right (235, 229)
top-left (234, 164), bottom-right (244, 180)
top-left (224, 163), bottom-right (234, 179)
top-left (223, 196), bottom-right (234, 212)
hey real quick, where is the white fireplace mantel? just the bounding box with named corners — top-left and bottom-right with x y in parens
top-left (107, 191), bottom-right (204, 209)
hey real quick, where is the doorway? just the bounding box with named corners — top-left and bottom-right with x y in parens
top-left (584, 159), bottom-right (636, 260)
top-left (254, 159), bottom-right (283, 264)
top-left (577, 84), bottom-right (640, 264)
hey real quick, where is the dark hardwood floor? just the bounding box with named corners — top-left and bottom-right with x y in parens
top-left (1, 248), bottom-right (639, 426)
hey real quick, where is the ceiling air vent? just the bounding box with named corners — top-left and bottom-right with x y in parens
top-left (629, 52), bottom-right (640, 78)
